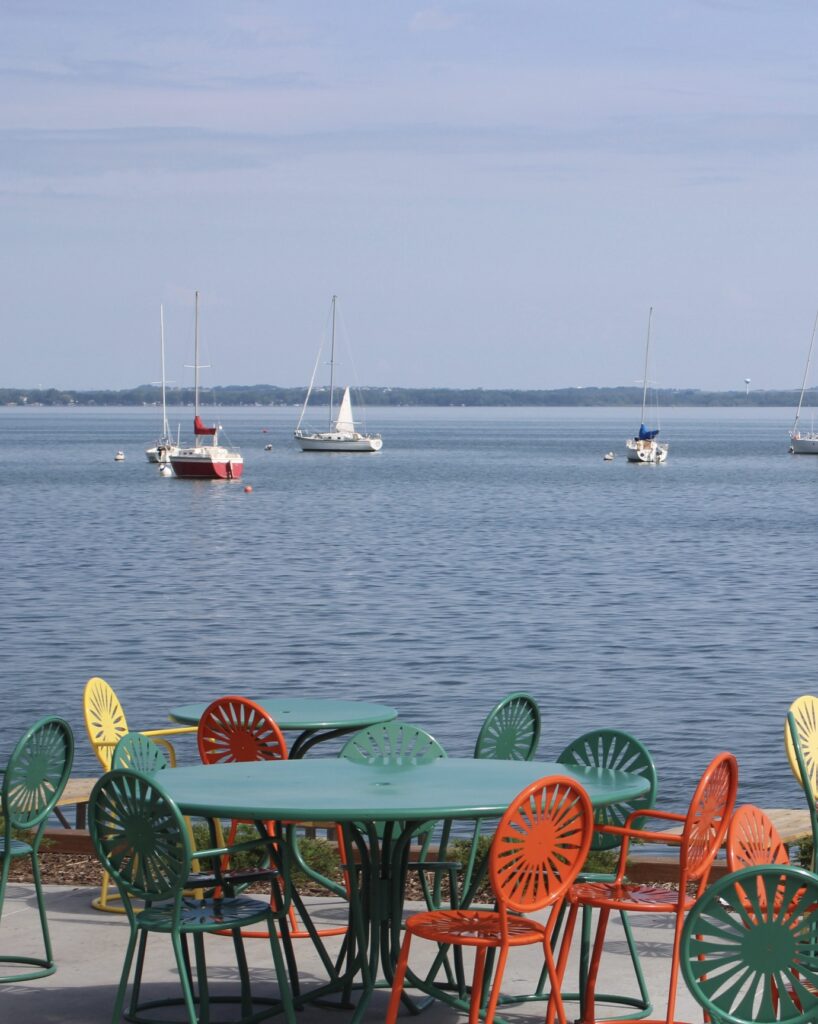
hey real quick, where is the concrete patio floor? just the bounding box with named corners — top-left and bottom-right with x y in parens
top-left (1, 883), bottom-right (701, 1022)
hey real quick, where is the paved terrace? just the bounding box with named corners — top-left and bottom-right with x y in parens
top-left (2, 883), bottom-right (700, 1022)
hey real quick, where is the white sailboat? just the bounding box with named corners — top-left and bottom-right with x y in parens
top-left (790, 311), bottom-right (818, 454)
top-left (145, 305), bottom-right (181, 464)
top-left (625, 307), bottom-right (669, 464)
top-left (294, 295), bottom-right (383, 453)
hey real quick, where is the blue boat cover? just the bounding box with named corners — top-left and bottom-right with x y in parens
top-left (638, 424), bottom-right (659, 440)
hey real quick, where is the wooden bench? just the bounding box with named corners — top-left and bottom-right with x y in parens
top-left (53, 776), bottom-right (97, 830)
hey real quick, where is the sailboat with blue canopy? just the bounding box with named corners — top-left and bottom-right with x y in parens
top-left (625, 308), bottom-right (669, 463)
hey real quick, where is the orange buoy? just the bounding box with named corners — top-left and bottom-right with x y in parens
top-left (244, 485), bottom-right (253, 493)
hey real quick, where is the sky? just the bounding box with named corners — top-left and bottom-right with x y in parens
top-left (3, 0), bottom-right (818, 392)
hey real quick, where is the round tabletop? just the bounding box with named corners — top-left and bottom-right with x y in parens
top-left (159, 757), bottom-right (651, 822)
top-left (168, 697), bottom-right (398, 732)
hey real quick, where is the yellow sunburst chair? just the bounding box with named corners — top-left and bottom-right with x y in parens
top-left (83, 676), bottom-right (196, 911)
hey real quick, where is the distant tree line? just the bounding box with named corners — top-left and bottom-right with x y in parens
top-left (0, 385), bottom-right (810, 408)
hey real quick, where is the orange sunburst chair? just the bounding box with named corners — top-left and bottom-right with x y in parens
top-left (566, 751), bottom-right (738, 1024)
top-left (387, 775), bottom-right (595, 1024)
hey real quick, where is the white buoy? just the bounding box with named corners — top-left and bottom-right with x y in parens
top-left (159, 464), bottom-right (172, 476)
top-left (114, 451), bottom-right (125, 461)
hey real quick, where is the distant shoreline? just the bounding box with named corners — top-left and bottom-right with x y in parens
top-left (0, 385), bottom-right (809, 408)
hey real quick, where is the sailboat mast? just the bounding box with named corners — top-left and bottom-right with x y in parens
top-left (194, 290), bottom-right (200, 421)
top-left (640, 307), bottom-right (653, 426)
top-left (793, 310), bottom-right (818, 433)
top-left (160, 304), bottom-right (169, 439)
top-left (328, 294), bottom-right (337, 429)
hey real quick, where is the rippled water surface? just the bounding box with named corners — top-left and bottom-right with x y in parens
top-left (1, 404), bottom-right (813, 811)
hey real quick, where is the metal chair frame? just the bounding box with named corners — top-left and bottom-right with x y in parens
top-left (386, 775), bottom-right (594, 1024)
top-left (459, 693), bottom-right (542, 904)
top-left (681, 864), bottom-right (818, 1023)
top-left (786, 700), bottom-right (818, 869)
top-left (83, 676), bottom-right (196, 913)
top-left (549, 728), bottom-right (659, 1021)
top-left (0, 717), bottom-right (74, 983)
top-left (88, 767), bottom-right (296, 1024)
top-left (567, 750), bottom-right (738, 1024)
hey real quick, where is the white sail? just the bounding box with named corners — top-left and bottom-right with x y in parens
top-left (293, 296), bottom-right (383, 452)
top-left (334, 387), bottom-right (355, 433)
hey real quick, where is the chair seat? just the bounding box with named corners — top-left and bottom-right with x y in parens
top-left (136, 895), bottom-right (278, 933)
top-left (0, 838), bottom-right (33, 859)
top-left (571, 881), bottom-right (694, 913)
top-left (406, 908), bottom-right (547, 948)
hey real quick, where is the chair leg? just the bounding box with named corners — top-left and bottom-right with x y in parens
top-left (232, 927), bottom-right (253, 1018)
top-left (172, 931), bottom-right (199, 1024)
top-left (483, 945), bottom-right (510, 1024)
top-left (581, 904), bottom-right (611, 1024)
top-left (267, 915), bottom-right (297, 1024)
top-left (386, 930), bottom-right (414, 1023)
top-left (29, 851), bottom-right (55, 972)
top-left (619, 908), bottom-right (652, 1018)
top-left (129, 931), bottom-right (150, 1016)
top-left (193, 932), bottom-right (209, 1024)
top-left (92, 867), bottom-right (125, 914)
top-left (469, 947), bottom-right (489, 1024)
top-left (115, 927), bottom-right (140, 1024)
top-left (544, 937), bottom-right (572, 1024)
top-left (548, 901), bottom-right (580, 1024)
top-left (663, 907), bottom-right (687, 1024)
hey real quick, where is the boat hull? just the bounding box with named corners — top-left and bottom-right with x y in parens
top-left (170, 447), bottom-right (244, 479)
top-left (294, 432), bottom-right (383, 452)
top-left (790, 433), bottom-right (818, 454)
top-left (625, 438), bottom-right (668, 463)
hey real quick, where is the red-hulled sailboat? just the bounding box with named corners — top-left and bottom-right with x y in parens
top-left (170, 292), bottom-right (244, 481)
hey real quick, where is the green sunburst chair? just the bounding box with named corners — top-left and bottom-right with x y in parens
top-left (681, 864), bottom-right (818, 1023)
top-left (88, 767), bottom-right (296, 1024)
top-left (0, 716), bottom-right (74, 983)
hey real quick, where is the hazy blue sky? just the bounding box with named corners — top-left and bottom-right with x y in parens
top-left (3, 1), bottom-right (818, 391)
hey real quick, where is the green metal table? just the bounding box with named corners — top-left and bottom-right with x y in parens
top-left (168, 697), bottom-right (398, 758)
top-left (160, 757), bottom-right (651, 1022)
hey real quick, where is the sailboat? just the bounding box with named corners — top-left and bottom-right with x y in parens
top-left (293, 295), bottom-right (383, 453)
top-left (790, 311), bottom-right (818, 454)
top-left (145, 305), bottom-right (181, 464)
top-left (169, 292), bottom-right (244, 480)
top-left (625, 307), bottom-right (669, 464)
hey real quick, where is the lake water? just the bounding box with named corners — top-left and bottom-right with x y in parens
top-left (0, 404), bottom-right (812, 814)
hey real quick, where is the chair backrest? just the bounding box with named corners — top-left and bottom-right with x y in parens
top-left (89, 768), bottom-right (190, 904)
top-left (557, 728), bottom-right (657, 851)
top-left (112, 732), bottom-right (171, 773)
top-left (681, 864), bottom-right (818, 1023)
top-left (339, 721), bottom-right (446, 766)
top-left (785, 695), bottom-right (818, 796)
top-left (727, 805), bottom-right (789, 872)
top-left (680, 751), bottom-right (738, 884)
top-left (2, 717), bottom-right (74, 834)
top-left (84, 676), bottom-right (128, 770)
top-left (197, 696), bottom-right (288, 764)
top-left (785, 705), bottom-right (818, 864)
top-left (490, 775), bottom-right (593, 914)
top-left (473, 692), bottom-right (541, 761)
